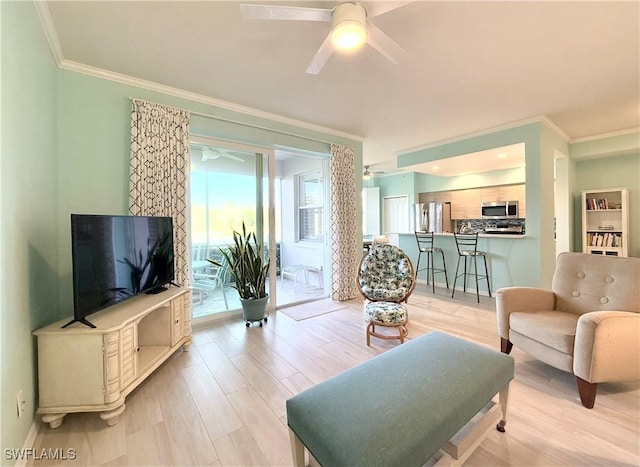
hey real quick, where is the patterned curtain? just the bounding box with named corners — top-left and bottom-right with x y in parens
top-left (330, 143), bottom-right (359, 300)
top-left (129, 99), bottom-right (191, 289)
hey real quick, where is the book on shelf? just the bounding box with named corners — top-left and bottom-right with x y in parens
top-left (586, 197), bottom-right (617, 210)
top-left (587, 232), bottom-right (622, 248)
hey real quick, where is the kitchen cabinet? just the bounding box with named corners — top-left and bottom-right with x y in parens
top-left (518, 184), bottom-right (526, 218)
top-left (481, 184), bottom-right (520, 203)
top-left (419, 191), bottom-right (451, 205)
top-left (450, 188), bottom-right (481, 219)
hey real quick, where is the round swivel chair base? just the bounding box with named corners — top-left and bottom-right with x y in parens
top-left (366, 321), bottom-right (408, 346)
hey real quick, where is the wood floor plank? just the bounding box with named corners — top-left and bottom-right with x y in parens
top-left (213, 427), bottom-right (270, 466)
top-left (230, 353), bottom-right (294, 418)
top-left (226, 386), bottom-right (292, 466)
top-left (197, 341), bottom-right (248, 394)
top-left (180, 362), bottom-right (244, 442)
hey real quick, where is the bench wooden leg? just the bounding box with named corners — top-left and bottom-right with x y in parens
top-left (289, 428), bottom-right (306, 467)
top-left (496, 383), bottom-right (510, 432)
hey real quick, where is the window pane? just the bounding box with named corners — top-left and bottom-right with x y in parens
top-left (299, 207), bottom-right (323, 242)
top-left (299, 174), bottom-right (323, 207)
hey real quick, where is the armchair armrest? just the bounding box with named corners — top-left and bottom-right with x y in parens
top-left (496, 287), bottom-right (556, 339)
top-left (574, 311), bottom-right (640, 383)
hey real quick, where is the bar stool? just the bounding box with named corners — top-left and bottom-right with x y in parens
top-left (414, 231), bottom-right (449, 293)
top-left (452, 232), bottom-right (491, 303)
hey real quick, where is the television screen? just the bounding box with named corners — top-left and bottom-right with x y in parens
top-left (68, 214), bottom-right (175, 328)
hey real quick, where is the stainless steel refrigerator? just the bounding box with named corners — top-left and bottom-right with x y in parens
top-left (414, 202), bottom-right (452, 233)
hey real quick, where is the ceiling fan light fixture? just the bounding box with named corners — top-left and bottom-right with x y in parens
top-left (331, 2), bottom-right (367, 51)
top-left (363, 166), bottom-right (371, 180)
top-left (332, 20), bottom-right (366, 50)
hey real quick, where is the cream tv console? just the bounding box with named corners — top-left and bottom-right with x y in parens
top-left (33, 287), bottom-right (191, 428)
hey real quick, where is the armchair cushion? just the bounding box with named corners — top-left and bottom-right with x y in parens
top-left (496, 287), bottom-right (556, 339)
top-left (358, 244), bottom-right (414, 302)
top-left (510, 311), bottom-right (578, 355)
top-left (552, 253), bottom-right (640, 315)
top-left (364, 301), bottom-right (408, 324)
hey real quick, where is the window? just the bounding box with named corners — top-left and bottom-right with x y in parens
top-left (297, 171), bottom-right (323, 242)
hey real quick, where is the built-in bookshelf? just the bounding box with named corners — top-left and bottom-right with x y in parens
top-left (581, 188), bottom-right (629, 257)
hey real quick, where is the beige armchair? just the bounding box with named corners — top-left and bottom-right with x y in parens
top-left (497, 252), bottom-right (640, 408)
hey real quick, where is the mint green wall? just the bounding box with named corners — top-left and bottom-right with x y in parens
top-left (573, 152), bottom-right (640, 257)
top-left (375, 172), bottom-right (417, 204)
top-left (56, 71), bottom-right (363, 314)
top-left (1, 2), bottom-right (60, 460)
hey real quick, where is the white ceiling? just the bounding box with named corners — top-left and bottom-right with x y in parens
top-left (42, 1), bottom-right (640, 174)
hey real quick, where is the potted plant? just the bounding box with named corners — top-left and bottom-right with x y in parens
top-left (206, 223), bottom-right (270, 326)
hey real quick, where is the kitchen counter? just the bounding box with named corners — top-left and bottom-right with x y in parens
top-left (396, 232), bottom-right (534, 292)
top-left (433, 232), bottom-right (527, 239)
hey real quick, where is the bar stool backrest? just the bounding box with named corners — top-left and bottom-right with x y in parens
top-left (415, 231), bottom-right (435, 252)
top-left (453, 232), bottom-right (480, 255)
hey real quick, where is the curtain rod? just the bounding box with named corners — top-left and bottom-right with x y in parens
top-left (129, 97), bottom-right (353, 147)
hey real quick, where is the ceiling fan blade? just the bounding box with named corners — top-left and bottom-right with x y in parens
top-left (365, 21), bottom-right (408, 66)
top-left (306, 32), bottom-right (335, 75)
top-left (364, 1), bottom-right (412, 19)
top-left (239, 4), bottom-right (332, 22)
top-left (220, 152), bottom-right (246, 162)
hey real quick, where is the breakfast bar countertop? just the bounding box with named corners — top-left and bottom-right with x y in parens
top-left (433, 232), bottom-right (527, 239)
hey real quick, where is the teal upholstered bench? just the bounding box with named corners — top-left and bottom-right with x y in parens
top-left (286, 331), bottom-right (514, 466)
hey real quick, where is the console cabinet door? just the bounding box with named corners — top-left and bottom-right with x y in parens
top-left (120, 323), bottom-right (137, 389)
top-left (37, 334), bottom-right (105, 407)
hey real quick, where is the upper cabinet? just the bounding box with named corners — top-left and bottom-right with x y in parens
top-left (421, 183), bottom-right (526, 220)
top-left (450, 188), bottom-right (481, 219)
top-left (419, 191), bottom-right (451, 204)
top-left (481, 185), bottom-right (520, 202)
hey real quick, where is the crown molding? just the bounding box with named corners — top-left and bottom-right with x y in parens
top-left (397, 115), bottom-right (567, 156)
top-left (60, 60), bottom-right (363, 142)
top-left (33, 1), bottom-right (63, 66)
top-left (539, 116), bottom-right (571, 142)
top-left (569, 127), bottom-right (640, 144)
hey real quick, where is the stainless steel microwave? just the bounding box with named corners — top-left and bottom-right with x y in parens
top-left (481, 201), bottom-right (519, 219)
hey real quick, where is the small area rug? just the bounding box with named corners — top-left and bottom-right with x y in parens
top-left (281, 298), bottom-right (348, 321)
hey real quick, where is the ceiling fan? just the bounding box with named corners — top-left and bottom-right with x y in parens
top-left (363, 164), bottom-right (384, 179)
top-left (197, 146), bottom-right (246, 163)
top-left (239, 1), bottom-right (411, 74)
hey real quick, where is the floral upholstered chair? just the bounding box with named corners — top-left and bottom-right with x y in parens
top-left (357, 244), bottom-right (416, 346)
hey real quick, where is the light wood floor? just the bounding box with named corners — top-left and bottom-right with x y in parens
top-left (29, 286), bottom-right (639, 466)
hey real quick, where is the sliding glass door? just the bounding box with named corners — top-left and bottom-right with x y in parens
top-left (189, 138), bottom-right (329, 319)
top-left (190, 138), bottom-right (275, 319)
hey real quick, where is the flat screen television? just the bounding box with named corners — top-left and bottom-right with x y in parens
top-left (65, 214), bottom-right (175, 328)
